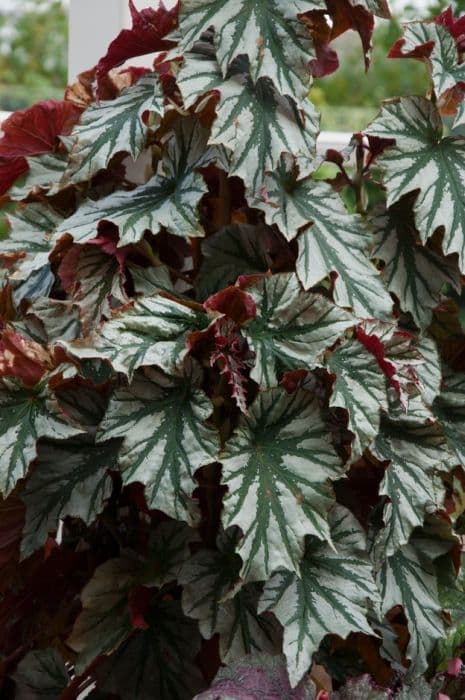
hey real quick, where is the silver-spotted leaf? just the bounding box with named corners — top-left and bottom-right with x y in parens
top-left (0, 380), bottom-right (83, 497)
top-left (97, 365), bottom-right (219, 523)
top-left (415, 336), bottom-right (441, 407)
top-left (260, 506), bottom-right (379, 686)
top-left (371, 199), bottom-right (460, 329)
top-left (9, 152), bottom-right (68, 200)
top-left (366, 96), bottom-right (465, 274)
top-left (3, 204), bottom-right (61, 305)
top-left (56, 118), bottom-right (220, 245)
top-left (196, 224), bottom-right (271, 301)
top-left (188, 49), bottom-right (318, 195)
top-left (221, 386), bottom-right (343, 582)
top-left (180, 528), bottom-right (280, 662)
top-left (64, 73), bottom-right (164, 184)
top-left (244, 273), bottom-right (354, 388)
top-left (20, 436), bottom-right (120, 558)
top-left (62, 294), bottom-right (210, 378)
top-left (373, 412), bottom-right (449, 556)
top-left (378, 536), bottom-right (446, 678)
top-left (255, 164), bottom-right (392, 319)
top-left (433, 371), bottom-right (465, 467)
top-left (128, 263), bottom-right (175, 297)
top-left (63, 244), bottom-right (128, 333)
top-left (213, 73), bottom-right (318, 195)
top-left (326, 338), bottom-right (388, 459)
top-left (177, 0), bottom-right (315, 100)
top-left (391, 21), bottom-right (465, 103)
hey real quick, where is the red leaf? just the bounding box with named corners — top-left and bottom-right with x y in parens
top-left (435, 6), bottom-right (465, 52)
top-left (0, 100), bottom-right (82, 159)
top-left (204, 286), bottom-right (256, 324)
top-left (209, 318), bottom-right (253, 414)
top-left (326, 0), bottom-right (375, 70)
top-left (96, 0), bottom-right (178, 95)
top-left (0, 155), bottom-right (27, 197)
top-left (388, 37), bottom-right (435, 60)
top-left (356, 326), bottom-right (398, 391)
top-left (128, 585), bottom-right (153, 630)
top-left (0, 325), bottom-right (52, 387)
top-left (0, 100), bottom-right (82, 197)
top-left (310, 41), bottom-right (339, 79)
top-left (280, 369), bottom-right (308, 394)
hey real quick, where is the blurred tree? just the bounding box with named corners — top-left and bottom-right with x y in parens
top-left (0, 0), bottom-right (67, 109)
top-left (314, 19), bottom-right (427, 111)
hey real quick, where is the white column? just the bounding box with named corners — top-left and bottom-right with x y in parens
top-left (68, 0), bottom-right (130, 82)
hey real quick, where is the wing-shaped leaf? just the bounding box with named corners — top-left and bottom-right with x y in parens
top-left (260, 506), bottom-right (379, 686)
top-left (20, 436), bottom-right (120, 558)
top-left (326, 338), bottom-right (388, 459)
top-left (129, 263), bottom-right (175, 297)
top-left (67, 555), bottom-right (140, 672)
top-left (371, 199), bottom-right (460, 329)
top-left (180, 47), bottom-right (318, 195)
top-left (350, 0), bottom-right (391, 16)
top-left (196, 224), bottom-right (271, 301)
top-left (378, 536), bottom-right (446, 678)
top-left (60, 243), bottom-right (128, 333)
top-left (194, 653), bottom-right (317, 700)
top-left (96, 0), bottom-right (177, 91)
top-left (56, 118), bottom-right (221, 245)
top-left (255, 161), bottom-right (392, 319)
top-left (390, 21), bottom-right (465, 104)
top-left (221, 386), bottom-right (343, 581)
top-left (177, 0), bottom-right (315, 100)
top-left (146, 520), bottom-right (198, 587)
top-left (64, 73), bottom-right (164, 184)
top-left (366, 96), bottom-right (465, 274)
top-left (0, 380), bottom-right (83, 497)
top-left (433, 371), bottom-right (465, 467)
top-left (2, 204), bottom-right (61, 294)
top-left (180, 528), bottom-right (280, 662)
top-left (69, 521), bottom-right (196, 673)
top-left (373, 412), bottom-right (449, 556)
top-left (211, 67), bottom-right (318, 195)
top-left (97, 364), bottom-right (219, 523)
top-left (415, 336), bottom-right (441, 406)
top-left (12, 649), bottom-right (70, 700)
top-left (62, 294), bottom-right (210, 378)
top-left (243, 273), bottom-right (354, 388)
top-left (94, 599), bottom-right (204, 700)
top-left (3, 203), bottom-right (61, 258)
top-left (9, 152), bottom-right (68, 200)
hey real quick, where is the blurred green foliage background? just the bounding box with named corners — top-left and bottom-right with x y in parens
top-left (0, 0), bottom-right (67, 111)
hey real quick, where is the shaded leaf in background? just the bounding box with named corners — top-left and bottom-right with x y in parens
top-left (20, 436), bottom-right (120, 558)
top-left (12, 648), bottom-right (70, 700)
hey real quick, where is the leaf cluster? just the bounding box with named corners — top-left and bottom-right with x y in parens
top-left (1, 1), bottom-right (465, 698)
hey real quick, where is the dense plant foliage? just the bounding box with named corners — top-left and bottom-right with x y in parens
top-left (1, 0), bottom-right (465, 697)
